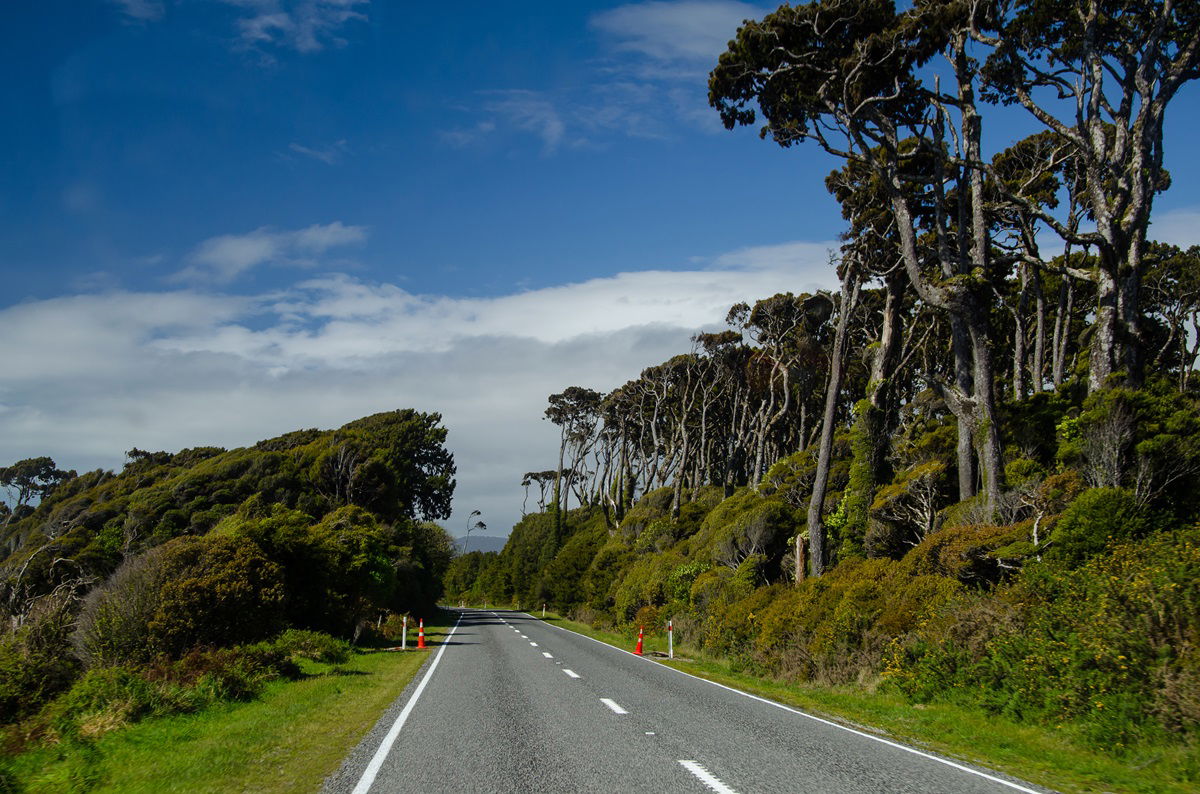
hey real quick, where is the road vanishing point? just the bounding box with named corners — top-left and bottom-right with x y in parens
top-left (324, 609), bottom-right (1049, 794)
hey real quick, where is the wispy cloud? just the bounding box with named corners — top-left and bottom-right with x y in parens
top-left (1149, 206), bottom-right (1200, 248)
top-left (591, 1), bottom-right (764, 68)
top-left (222, 0), bottom-right (369, 54)
top-left (288, 139), bottom-right (349, 164)
top-left (483, 91), bottom-right (570, 154)
top-left (2, 237), bottom-right (836, 536)
top-left (172, 221), bottom-right (367, 284)
top-left (440, 121), bottom-right (497, 149)
top-left (444, 2), bottom-right (765, 152)
top-left (110, 0), bottom-right (166, 21)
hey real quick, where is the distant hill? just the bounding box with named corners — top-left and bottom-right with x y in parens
top-left (453, 534), bottom-right (508, 554)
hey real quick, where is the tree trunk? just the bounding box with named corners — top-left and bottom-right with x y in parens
top-left (806, 270), bottom-right (859, 577)
top-left (844, 271), bottom-right (903, 556)
top-left (1032, 265), bottom-right (1046, 392)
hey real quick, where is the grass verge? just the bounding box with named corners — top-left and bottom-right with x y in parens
top-left (527, 609), bottom-right (1197, 794)
top-left (2, 613), bottom-right (454, 794)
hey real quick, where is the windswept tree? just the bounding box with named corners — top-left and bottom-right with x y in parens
top-left (710, 0), bottom-right (1010, 543)
top-left (978, 0), bottom-right (1200, 391)
top-left (1, 458), bottom-right (71, 529)
top-left (545, 387), bottom-right (603, 539)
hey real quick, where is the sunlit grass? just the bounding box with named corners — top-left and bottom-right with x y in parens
top-left (5, 616), bottom-right (454, 793)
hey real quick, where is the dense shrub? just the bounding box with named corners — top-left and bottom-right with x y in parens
top-left (72, 547), bottom-right (169, 667)
top-left (270, 629), bottom-right (351, 664)
top-left (890, 527), bottom-right (1200, 748)
top-left (1047, 487), bottom-right (1156, 566)
top-left (0, 595), bottom-right (79, 724)
top-left (147, 535), bottom-right (285, 657)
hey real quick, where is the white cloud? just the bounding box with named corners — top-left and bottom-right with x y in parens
top-left (1149, 206), bottom-right (1200, 248)
top-left (173, 221), bottom-right (366, 284)
top-left (220, 0), bottom-right (369, 54)
top-left (591, 1), bottom-right (766, 67)
top-left (0, 238), bottom-right (837, 537)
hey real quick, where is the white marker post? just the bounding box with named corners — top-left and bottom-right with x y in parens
top-left (668, 618), bottom-right (674, 659)
top-left (402, 615), bottom-right (408, 650)
top-left (542, 603), bottom-right (546, 618)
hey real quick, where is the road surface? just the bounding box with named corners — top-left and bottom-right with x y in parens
top-left (324, 609), bottom-right (1049, 794)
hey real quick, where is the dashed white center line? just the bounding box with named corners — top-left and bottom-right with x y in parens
top-left (678, 761), bottom-right (738, 794)
top-left (520, 634), bottom-right (528, 638)
top-left (599, 698), bottom-right (628, 715)
top-left (542, 652), bottom-right (553, 658)
top-left (563, 669), bottom-right (580, 679)
top-left (530, 642), bottom-right (538, 647)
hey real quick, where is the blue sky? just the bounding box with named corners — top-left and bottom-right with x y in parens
top-left (4, 0), bottom-right (830, 301)
top-left (3, 0), bottom-right (1199, 537)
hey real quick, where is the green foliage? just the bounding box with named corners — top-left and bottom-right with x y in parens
top-left (839, 399), bottom-right (888, 560)
top-left (72, 547), bottom-right (170, 668)
top-left (1047, 487), bottom-right (1156, 567)
top-left (1, 410), bottom-right (455, 625)
top-left (1058, 383), bottom-right (1200, 518)
top-left (900, 521), bottom-right (1037, 585)
top-left (542, 521), bottom-right (607, 609)
top-left (40, 629), bottom-right (345, 744)
top-left (269, 629), bottom-right (351, 665)
top-left (664, 558), bottom-right (712, 603)
top-left (147, 535), bottom-right (286, 657)
top-left (582, 541), bottom-right (633, 612)
top-left (0, 596), bottom-right (79, 724)
top-left (442, 551), bottom-right (494, 602)
top-left (891, 527), bottom-right (1200, 749)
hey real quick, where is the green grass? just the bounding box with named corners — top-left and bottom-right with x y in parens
top-left (529, 609), bottom-right (1199, 794)
top-left (2, 615), bottom-right (455, 794)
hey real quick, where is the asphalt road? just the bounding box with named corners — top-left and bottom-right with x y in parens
top-left (323, 609), bottom-right (1050, 794)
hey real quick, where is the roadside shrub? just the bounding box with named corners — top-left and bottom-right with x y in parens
top-left (890, 526), bottom-right (1200, 748)
top-left (147, 534), bottom-right (286, 656)
top-left (0, 763), bottom-right (18, 794)
top-left (270, 629), bottom-right (350, 664)
top-left (375, 613), bottom-right (409, 643)
top-left (899, 522), bottom-right (1034, 585)
top-left (632, 605), bottom-right (660, 634)
top-left (611, 553), bottom-right (678, 621)
top-left (47, 667), bottom-right (159, 739)
top-left (72, 547), bottom-right (169, 667)
top-left (0, 594), bottom-right (80, 724)
top-left (145, 644), bottom-right (292, 703)
top-left (1047, 487), bottom-right (1154, 566)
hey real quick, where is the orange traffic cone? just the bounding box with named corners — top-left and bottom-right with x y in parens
top-left (417, 618), bottom-right (426, 649)
top-left (634, 626), bottom-right (644, 655)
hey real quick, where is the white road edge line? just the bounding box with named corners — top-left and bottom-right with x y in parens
top-left (351, 611), bottom-right (464, 794)
top-left (600, 698), bottom-right (628, 715)
top-left (525, 613), bottom-right (1043, 794)
top-left (679, 760), bottom-right (739, 794)
top-left (564, 669), bottom-right (580, 678)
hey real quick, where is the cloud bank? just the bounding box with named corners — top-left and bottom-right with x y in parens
top-left (0, 237), bottom-right (837, 536)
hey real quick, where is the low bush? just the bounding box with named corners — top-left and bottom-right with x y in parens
top-left (270, 629), bottom-right (351, 664)
top-left (1047, 486), bottom-right (1157, 566)
top-left (890, 526), bottom-right (1200, 749)
top-left (147, 534), bottom-right (286, 656)
top-left (0, 594), bottom-right (79, 725)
